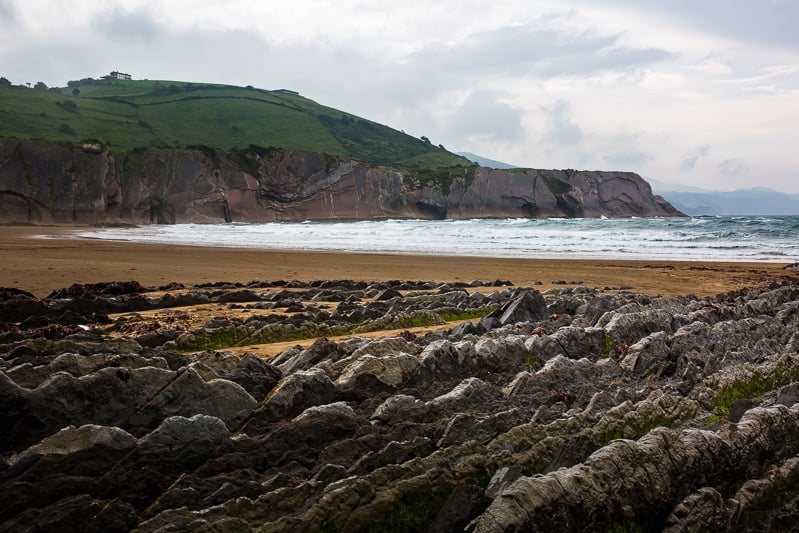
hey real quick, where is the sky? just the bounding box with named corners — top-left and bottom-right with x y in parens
top-left (1, 1), bottom-right (798, 193)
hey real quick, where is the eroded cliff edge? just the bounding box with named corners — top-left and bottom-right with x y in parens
top-left (0, 138), bottom-right (682, 224)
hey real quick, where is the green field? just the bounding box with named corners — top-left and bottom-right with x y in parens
top-left (0, 78), bottom-right (469, 168)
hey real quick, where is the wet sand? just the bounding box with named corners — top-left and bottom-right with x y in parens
top-left (0, 225), bottom-right (794, 298)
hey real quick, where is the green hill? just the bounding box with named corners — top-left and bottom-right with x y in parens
top-left (0, 77), bottom-right (468, 168)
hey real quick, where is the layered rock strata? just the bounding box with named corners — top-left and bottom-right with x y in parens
top-left (0, 138), bottom-right (682, 223)
top-left (1, 278), bottom-right (799, 531)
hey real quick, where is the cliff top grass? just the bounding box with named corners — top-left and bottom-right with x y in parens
top-left (0, 78), bottom-right (469, 169)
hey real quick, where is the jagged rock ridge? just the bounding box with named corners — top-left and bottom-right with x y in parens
top-left (1, 277), bottom-right (799, 531)
top-left (0, 138), bottom-right (682, 224)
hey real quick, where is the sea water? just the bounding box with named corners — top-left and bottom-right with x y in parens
top-left (75, 216), bottom-right (799, 262)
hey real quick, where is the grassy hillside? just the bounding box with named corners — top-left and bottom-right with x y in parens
top-left (0, 78), bottom-right (469, 168)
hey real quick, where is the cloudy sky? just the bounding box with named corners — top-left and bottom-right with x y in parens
top-left (1, 1), bottom-right (798, 192)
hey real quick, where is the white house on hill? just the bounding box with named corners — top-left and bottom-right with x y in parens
top-left (103, 71), bottom-right (132, 81)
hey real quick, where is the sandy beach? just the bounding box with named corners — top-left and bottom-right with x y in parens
top-left (0, 225), bottom-right (794, 298)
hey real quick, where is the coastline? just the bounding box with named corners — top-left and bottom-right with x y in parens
top-left (4, 224), bottom-right (799, 530)
top-left (1, 225), bottom-right (794, 298)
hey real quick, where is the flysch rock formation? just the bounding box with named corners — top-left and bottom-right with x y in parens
top-left (2, 277), bottom-right (799, 531)
top-left (0, 138), bottom-right (682, 224)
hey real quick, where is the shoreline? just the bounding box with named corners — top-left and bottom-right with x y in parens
top-left (5, 227), bottom-right (799, 531)
top-left (61, 217), bottom-right (799, 264)
top-left (1, 225), bottom-right (796, 298)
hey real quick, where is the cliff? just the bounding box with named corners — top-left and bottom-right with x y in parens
top-left (0, 138), bottom-right (682, 224)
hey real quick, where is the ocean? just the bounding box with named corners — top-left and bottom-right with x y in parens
top-left (76, 216), bottom-right (799, 263)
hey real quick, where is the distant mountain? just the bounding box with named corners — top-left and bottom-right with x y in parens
top-left (645, 177), bottom-right (712, 194)
top-left (457, 151), bottom-right (517, 169)
top-left (648, 181), bottom-right (799, 215)
top-left (0, 78), bottom-right (469, 169)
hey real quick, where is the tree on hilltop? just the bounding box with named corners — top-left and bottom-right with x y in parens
top-left (0, 77), bottom-right (10, 86)
top-left (34, 81), bottom-right (48, 90)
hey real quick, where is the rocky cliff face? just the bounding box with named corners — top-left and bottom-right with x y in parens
top-left (0, 138), bottom-right (682, 224)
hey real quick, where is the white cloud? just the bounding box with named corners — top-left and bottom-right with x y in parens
top-left (723, 64), bottom-right (799, 86)
top-left (680, 144), bottom-right (711, 172)
top-left (718, 158), bottom-right (750, 177)
top-left (91, 6), bottom-right (161, 40)
top-left (446, 90), bottom-right (526, 142)
top-left (541, 100), bottom-right (583, 145)
top-left (604, 151), bottom-right (652, 168)
top-left (689, 60), bottom-right (732, 75)
top-left (0, 0), bottom-right (15, 23)
top-left (592, 0), bottom-right (799, 49)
